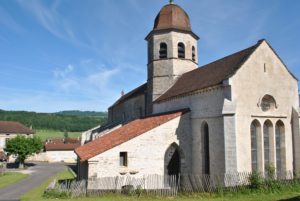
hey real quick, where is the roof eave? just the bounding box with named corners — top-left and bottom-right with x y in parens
top-left (75, 108), bottom-right (190, 162)
top-left (145, 28), bottom-right (199, 41)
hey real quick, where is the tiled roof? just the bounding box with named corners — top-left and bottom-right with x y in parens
top-left (155, 40), bottom-right (263, 102)
top-left (110, 83), bottom-right (147, 108)
top-left (154, 4), bottom-right (191, 32)
top-left (44, 138), bottom-right (80, 151)
top-left (0, 121), bottom-right (34, 134)
top-left (75, 109), bottom-right (189, 162)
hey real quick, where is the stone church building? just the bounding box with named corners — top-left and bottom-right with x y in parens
top-left (75, 2), bottom-right (300, 180)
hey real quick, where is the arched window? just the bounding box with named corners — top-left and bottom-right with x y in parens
top-left (201, 122), bottom-right (210, 175)
top-left (192, 46), bottom-right (196, 61)
top-left (178, 42), bottom-right (185, 59)
top-left (261, 95), bottom-right (276, 112)
top-left (275, 120), bottom-right (284, 174)
top-left (263, 120), bottom-right (273, 169)
top-left (251, 120), bottom-right (260, 171)
top-left (159, 43), bottom-right (167, 59)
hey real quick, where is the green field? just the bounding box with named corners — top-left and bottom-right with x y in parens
top-left (35, 130), bottom-right (81, 141)
top-left (21, 169), bottom-right (300, 201)
top-left (0, 172), bottom-right (28, 189)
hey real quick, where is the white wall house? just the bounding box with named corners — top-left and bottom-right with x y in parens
top-left (0, 121), bottom-right (34, 151)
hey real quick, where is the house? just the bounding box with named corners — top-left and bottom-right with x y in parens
top-left (0, 121), bottom-right (34, 152)
top-left (75, 2), bottom-right (300, 181)
top-left (44, 138), bottom-right (80, 163)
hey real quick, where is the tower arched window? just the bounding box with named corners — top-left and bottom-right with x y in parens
top-left (251, 120), bottom-right (260, 171)
top-left (159, 43), bottom-right (167, 59)
top-left (178, 42), bottom-right (185, 59)
top-left (192, 46), bottom-right (196, 61)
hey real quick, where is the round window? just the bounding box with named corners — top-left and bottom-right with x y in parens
top-left (260, 95), bottom-right (276, 112)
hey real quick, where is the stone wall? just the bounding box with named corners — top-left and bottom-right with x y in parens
top-left (0, 133), bottom-right (33, 151)
top-left (86, 113), bottom-right (192, 179)
top-left (230, 40), bottom-right (299, 173)
top-left (154, 86), bottom-right (230, 176)
top-left (108, 94), bottom-right (146, 124)
top-left (27, 150), bottom-right (77, 163)
top-left (46, 151), bottom-right (77, 163)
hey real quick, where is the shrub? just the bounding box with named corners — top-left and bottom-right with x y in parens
top-left (265, 163), bottom-right (276, 180)
top-left (135, 185), bottom-right (146, 197)
top-left (121, 185), bottom-right (135, 195)
top-left (249, 171), bottom-right (263, 189)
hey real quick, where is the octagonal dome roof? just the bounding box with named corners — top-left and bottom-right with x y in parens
top-left (153, 4), bottom-right (192, 32)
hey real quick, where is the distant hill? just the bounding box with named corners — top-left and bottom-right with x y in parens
top-left (0, 110), bottom-right (107, 132)
top-left (55, 110), bottom-right (107, 118)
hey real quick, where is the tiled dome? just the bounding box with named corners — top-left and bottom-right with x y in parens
top-left (153, 4), bottom-right (192, 32)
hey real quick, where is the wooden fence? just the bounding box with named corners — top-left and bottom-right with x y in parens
top-left (48, 171), bottom-right (300, 198)
top-left (0, 162), bottom-right (6, 176)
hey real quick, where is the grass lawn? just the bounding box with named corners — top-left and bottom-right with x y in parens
top-left (21, 169), bottom-right (300, 201)
top-left (35, 130), bottom-right (81, 141)
top-left (0, 172), bottom-right (28, 189)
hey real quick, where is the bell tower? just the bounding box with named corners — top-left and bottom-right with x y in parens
top-left (145, 2), bottom-right (199, 113)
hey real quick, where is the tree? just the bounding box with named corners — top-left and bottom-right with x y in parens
top-left (5, 136), bottom-right (43, 168)
top-left (64, 132), bottom-right (69, 139)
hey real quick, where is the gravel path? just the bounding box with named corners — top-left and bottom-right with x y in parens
top-left (0, 163), bottom-right (66, 201)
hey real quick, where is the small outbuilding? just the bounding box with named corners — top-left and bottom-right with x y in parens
top-left (44, 138), bottom-right (80, 163)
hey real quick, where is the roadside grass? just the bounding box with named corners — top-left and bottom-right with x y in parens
top-left (35, 130), bottom-right (81, 141)
top-left (0, 172), bottom-right (28, 189)
top-left (21, 168), bottom-right (300, 201)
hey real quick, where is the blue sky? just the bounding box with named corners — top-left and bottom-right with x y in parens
top-left (0, 0), bottom-right (299, 112)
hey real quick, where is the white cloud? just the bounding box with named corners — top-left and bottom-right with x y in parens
top-left (87, 68), bottom-right (119, 90)
top-left (53, 64), bottom-right (74, 78)
top-left (51, 62), bottom-right (121, 104)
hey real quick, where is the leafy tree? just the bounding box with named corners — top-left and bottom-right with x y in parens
top-left (5, 136), bottom-right (43, 168)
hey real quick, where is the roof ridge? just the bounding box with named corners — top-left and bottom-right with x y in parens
top-left (200, 40), bottom-right (262, 70)
top-left (109, 83), bottom-right (147, 108)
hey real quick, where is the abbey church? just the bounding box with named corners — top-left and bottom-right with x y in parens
top-left (75, 2), bottom-right (300, 180)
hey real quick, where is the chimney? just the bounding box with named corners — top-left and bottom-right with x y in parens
top-left (121, 90), bottom-right (125, 96)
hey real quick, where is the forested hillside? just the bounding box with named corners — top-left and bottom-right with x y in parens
top-left (55, 110), bottom-right (107, 118)
top-left (0, 110), bottom-right (107, 132)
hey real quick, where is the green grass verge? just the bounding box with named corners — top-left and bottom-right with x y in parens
top-left (21, 168), bottom-right (75, 201)
top-left (21, 168), bottom-right (300, 201)
top-left (35, 130), bottom-right (81, 141)
top-left (21, 190), bottom-right (300, 201)
top-left (0, 172), bottom-right (28, 189)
